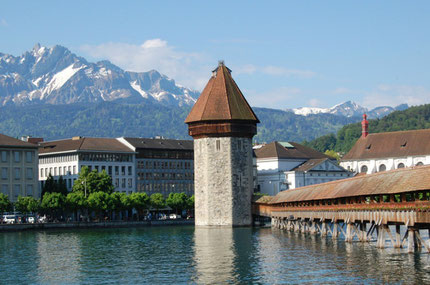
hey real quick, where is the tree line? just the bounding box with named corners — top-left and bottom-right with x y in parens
top-left (303, 104), bottom-right (430, 154)
top-left (0, 166), bottom-right (194, 222)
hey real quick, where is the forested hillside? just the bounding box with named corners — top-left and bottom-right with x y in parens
top-left (0, 102), bottom-right (359, 142)
top-left (303, 104), bottom-right (430, 154)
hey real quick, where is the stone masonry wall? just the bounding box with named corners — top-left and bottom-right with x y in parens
top-left (194, 137), bottom-right (253, 226)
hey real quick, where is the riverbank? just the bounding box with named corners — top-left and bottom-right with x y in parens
top-left (0, 219), bottom-right (194, 232)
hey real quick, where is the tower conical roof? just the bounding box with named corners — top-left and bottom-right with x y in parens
top-left (185, 62), bottom-right (259, 124)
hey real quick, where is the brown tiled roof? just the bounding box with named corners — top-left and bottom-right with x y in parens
top-left (124, 138), bottom-right (193, 150)
top-left (255, 141), bottom-right (329, 160)
top-left (39, 137), bottom-right (134, 154)
top-left (0, 133), bottom-right (38, 148)
top-left (292, 158), bottom-right (329, 172)
top-left (342, 128), bottom-right (430, 160)
top-left (270, 165), bottom-right (430, 204)
top-left (185, 62), bottom-right (259, 123)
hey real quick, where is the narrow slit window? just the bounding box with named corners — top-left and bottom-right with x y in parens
top-left (216, 140), bottom-right (221, 151)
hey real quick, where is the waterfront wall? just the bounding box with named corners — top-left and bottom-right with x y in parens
top-left (0, 219), bottom-right (194, 232)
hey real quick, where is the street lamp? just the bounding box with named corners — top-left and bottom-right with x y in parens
top-left (81, 178), bottom-right (87, 197)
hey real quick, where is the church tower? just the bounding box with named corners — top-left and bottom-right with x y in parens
top-left (185, 61), bottom-right (259, 226)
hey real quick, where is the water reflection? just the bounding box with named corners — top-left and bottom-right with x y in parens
top-left (36, 232), bottom-right (82, 283)
top-left (193, 227), bottom-right (237, 284)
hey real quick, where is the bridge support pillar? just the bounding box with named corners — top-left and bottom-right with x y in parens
top-left (407, 227), bottom-right (415, 253)
top-left (395, 225), bottom-right (402, 248)
top-left (358, 223), bottom-right (367, 242)
top-left (377, 225), bottom-right (386, 248)
top-left (332, 222), bottom-right (339, 239)
top-left (346, 223), bottom-right (354, 243)
top-left (321, 222), bottom-right (327, 236)
top-left (310, 220), bottom-right (316, 234)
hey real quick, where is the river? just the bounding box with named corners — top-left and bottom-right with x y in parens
top-left (0, 226), bottom-right (429, 284)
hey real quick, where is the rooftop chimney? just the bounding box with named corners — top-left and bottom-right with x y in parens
top-left (361, 114), bottom-right (369, 138)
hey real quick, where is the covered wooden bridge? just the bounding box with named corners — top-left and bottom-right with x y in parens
top-left (252, 165), bottom-right (430, 253)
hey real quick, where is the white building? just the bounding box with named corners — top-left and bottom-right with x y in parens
top-left (118, 137), bottom-right (194, 197)
top-left (340, 115), bottom-right (430, 174)
top-left (38, 137), bottom-right (136, 193)
top-left (255, 141), bottom-right (352, 196)
top-left (0, 133), bottom-right (39, 202)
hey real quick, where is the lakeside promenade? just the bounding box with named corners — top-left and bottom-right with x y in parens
top-left (0, 219), bottom-right (194, 232)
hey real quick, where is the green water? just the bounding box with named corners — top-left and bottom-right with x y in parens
top-left (1, 226), bottom-right (429, 284)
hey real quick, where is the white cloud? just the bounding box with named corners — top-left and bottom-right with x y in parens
top-left (80, 39), bottom-right (211, 90)
top-left (333, 87), bottom-right (351, 94)
top-left (308, 98), bottom-right (322, 107)
top-left (245, 87), bottom-right (301, 108)
top-left (362, 85), bottom-right (430, 109)
top-left (235, 64), bottom-right (315, 78)
top-left (0, 18), bottom-right (7, 27)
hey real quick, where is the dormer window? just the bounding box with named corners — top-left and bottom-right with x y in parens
top-left (366, 144), bottom-right (371, 150)
top-left (401, 141), bottom-right (407, 147)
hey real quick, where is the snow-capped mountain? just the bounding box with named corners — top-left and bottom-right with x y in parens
top-left (0, 44), bottom-right (199, 106)
top-left (289, 101), bottom-right (408, 118)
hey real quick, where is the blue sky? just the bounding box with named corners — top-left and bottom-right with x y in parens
top-left (1, 1), bottom-right (430, 109)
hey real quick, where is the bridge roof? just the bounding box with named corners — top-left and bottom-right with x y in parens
top-left (270, 165), bottom-right (430, 204)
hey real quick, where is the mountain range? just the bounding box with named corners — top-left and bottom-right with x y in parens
top-left (289, 101), bottom-right (408, 119)
top-left (0, 44), bottom-right (199, 107)
top-left (0, 44), bottom-right (413, 143)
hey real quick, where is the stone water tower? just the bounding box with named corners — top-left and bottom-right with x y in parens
top-left (185, 61), bottom-right (259, 226)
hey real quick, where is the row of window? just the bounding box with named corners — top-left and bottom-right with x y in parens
top-left (114, 178), bottom-right (133, 188)
top-left (360, 161), bottom-right (425, 173)
top-left (1, 184), bottom-right (34, 198)
top-left (137, 172), bottom-right (193, 180)
top-left (40, 165), bottom-right (77, 177)
top-left (308, 172), bottom-right (348, 177)
top-left (40, 165), bottom-right (134, 178)
top-left (1, 167), bottom-right (34, 180)
top-left (137, 160), bottom-right (193, 170)
top-left (137, 182), bottom-right (194, 194)
top-left (136, 150), bottom-right (193, 160)
top-left (1, 151), bottom-right (34, 163)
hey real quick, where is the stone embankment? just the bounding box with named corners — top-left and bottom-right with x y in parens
top-left (0, 219), bottom-right (194, 232)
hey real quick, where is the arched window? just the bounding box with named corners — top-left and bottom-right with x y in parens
top-left (397, 163), bottom-right (405, 169)
top-left (360, 165), bottom-right (368, 173)
top-left (416, 162), bottom-right (424, 166)
top-left (378, 164), bottom-right (386, 172)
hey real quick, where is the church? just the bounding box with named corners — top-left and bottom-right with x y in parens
top-left (340, 114), bottom-right (430, 174)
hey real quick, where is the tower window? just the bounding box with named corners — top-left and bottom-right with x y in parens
top-left (216, 140), bottom-right (220, 151)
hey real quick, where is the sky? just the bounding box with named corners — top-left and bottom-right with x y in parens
top-left (1, 1), bottom-right (430, 110)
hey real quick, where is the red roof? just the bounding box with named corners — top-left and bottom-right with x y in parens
top-left (39, 137), bottom-right (134, 154)
top-left (255, 141), bottom-right (330, 160)
top-left (185, 62), bottom-right (259, 124)
top-left (342, 128), bottom-right (430, 160)
top-left (0, 133), bottom-right (38, 148)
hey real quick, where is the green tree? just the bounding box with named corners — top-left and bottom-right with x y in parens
top-left (324, 150), bottom-right (340, 161)
top-left (0, 193), bottom-right (12, 213)
top-left (87, 191), bottom-right (111, 220)
top-left (57, 176), bottom-right (68, 195)
top-left (109, 192), bottom-right (126, 220)
top-left (166, 192), bottom-right (188, 214)
top-left (42, 174), bottom-right (56, 197)
top-left (66, 192), bottom-right (87, 221)
top-left (41, 192), bottom-right (66, 220)
top-left (73, 167), bottom-right (114, 195)
top-left (130, 192), bottom-right (150, 220)
top-left (15, 196), bottom-right (39, 215)
top-left (120, 193), bottom-right (133, 220)
top-left (186, 195), bottom-right (195, 210)
top-left (150, 193), bottom-right (166, 213)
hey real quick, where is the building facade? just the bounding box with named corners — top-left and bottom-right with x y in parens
top-left (185, 61), bottom-right (259, 226)
top-left (340, 115), bottom-right (430, 174)
top-left (255, 141), bottom-right (352, 196)
top-left (0, 133), bottom-right (39, 202)
top-left (118, 137), bottom-right (194, 197)
top-left (39, 137), bottom-right (136, 193)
